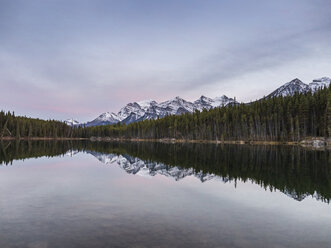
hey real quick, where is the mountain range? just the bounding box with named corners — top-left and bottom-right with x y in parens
top-left (66, 95), bottom-right (237, 126)
top-left (65, 77), bottom-right (330, 126)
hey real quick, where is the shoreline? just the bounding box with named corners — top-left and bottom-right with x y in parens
top-left (1, 136), bottom-right (330, 148)
top-left (0, 137), bottom-right (88, 141)
top-left (89, 136), bottom-right (331, 148)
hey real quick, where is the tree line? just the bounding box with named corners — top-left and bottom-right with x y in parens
top-left (0, 111), bottom-right (73, 139)
top-left (1, 84), bottom-right (331, 141)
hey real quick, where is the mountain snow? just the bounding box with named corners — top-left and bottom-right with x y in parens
top-left (194, 95), bottom-right (235, 111)
top-left (81, 94), bottom-right (237, 126)
top-left (267, 77), bottom-right (330, 98)
top-left (136, 99), bottom-right (157, 110)
top-left (85, 112), bottom-right (120, 127)
top-left (308, 77), bottom-right (331, 92)
top-left (267, 78), bottom-right (309, 98)
top-left (64, 119), bottom-right (80, 126)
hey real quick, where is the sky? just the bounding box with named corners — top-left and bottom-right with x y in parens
top-left (1, 0), bottom-right (331, 122)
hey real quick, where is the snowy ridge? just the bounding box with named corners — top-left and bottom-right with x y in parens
top-left (82, 94), bottom-right (237, 126)
top-left (85, 112), bottom-right (120, 127)
top-left (267, 77), bottom-right (330, 98)
top-left (64, 119), bottom-right (80, 126)
top-left (309, 77), bottom-right (331, 92)
top-left (194, 95), bottom-right (235, 111)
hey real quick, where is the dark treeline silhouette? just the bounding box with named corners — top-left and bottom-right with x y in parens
top-left (74, 85), bottom-right (331, 141)
top-left (0, 140), bottom-right (75, 165)
top-left (1, 140), bottom-right (330, 203)
top-left (0, 111), bottom-right (73, 139)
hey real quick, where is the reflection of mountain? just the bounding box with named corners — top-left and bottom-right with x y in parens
top-left (88, 151), bottom-right (220, 183)
top-left (65, 150), bottom-right (79, 157)
top-left (1, 140), bottom-right (330, 203)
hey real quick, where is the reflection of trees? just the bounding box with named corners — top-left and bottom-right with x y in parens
top-left (78, 142), bottom-right (331, 203)
top-left (0, 140), bottom-right (74, 165)
top-left (1, 141), bottom-right (330, 203)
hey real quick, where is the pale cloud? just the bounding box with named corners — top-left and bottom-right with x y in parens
top-left (0, 0), bottom-right (330, 121)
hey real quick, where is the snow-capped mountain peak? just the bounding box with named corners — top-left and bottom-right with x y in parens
top-left (82, 94), bottom-right (237, 126)
top-left (136, 99), bottom-right (157, 110)
top-left (97, 112), bottom-right (118, 121)
top-left (117, 102), bottom-right (145, 123)
top-left (194, 95), bottom-right (236, 111)
top-left (267, 77), bottom-right (330, 98)
top-left (309, 77), bottom-right (331, 92)
top-left (158, 96), bottom-right (195, 114)
top-left (267, 78), bottom-right (309, 98)
top-left (212, 95), bottom-right (234, 107)
top-left (197, 95), bottom-right (213, 102)
top-left (85, 111), bottom-right (120, 127)
top-left (64, 119), bottom-right (80, 126)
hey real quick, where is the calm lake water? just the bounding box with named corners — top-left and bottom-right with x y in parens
top-left (0, 141), bottom-right (331, 248)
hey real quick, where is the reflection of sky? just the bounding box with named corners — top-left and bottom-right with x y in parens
top-left (1, 0), bottom-right (331, 121)
top-left (0, 153), bottom-right (330, 247)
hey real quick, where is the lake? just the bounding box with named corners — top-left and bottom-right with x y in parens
top-left (0, 141), bottom-right (330, 248)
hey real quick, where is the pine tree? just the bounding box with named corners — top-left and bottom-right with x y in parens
top-left (16, 123), bottom-right (20, 139)
top-left (28, 123), bottom-right (33, 138)
top-left (326, 94), bottom-right (331, 137)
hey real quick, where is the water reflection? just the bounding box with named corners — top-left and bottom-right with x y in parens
top-left (1, 140), bottom-right (331, 203)
top-left (88, 151), bottom-right (218, 182)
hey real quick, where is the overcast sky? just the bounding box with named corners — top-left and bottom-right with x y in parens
top-left (1, 0), bottom-right (330, 121)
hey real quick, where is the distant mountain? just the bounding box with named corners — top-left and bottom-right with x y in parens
top-left (194, 95), bottom-right (236, 111)
top-left (80, 95), bottom-right (237, 126)
top-left (64, 119), bottom-right (80, 126)
top-left (309, 77), bottom-right (331, 93)
top-left (267, 77), bottom-right (330, 98)
top-left (267, 78), bottom-right (309, 98)
top-left (85, 112), bottom-right (120, 127)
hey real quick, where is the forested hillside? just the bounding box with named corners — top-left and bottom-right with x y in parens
top-left (74, 85), bottom-right (331, 141)
top-left (0, 112), bottom-right (72, 138)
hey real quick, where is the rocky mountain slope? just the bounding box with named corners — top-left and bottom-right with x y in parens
top-left (64, 119), bottom-right (80, 126)
top-left (83, 95), bottom-right (237, 126)
top-left (267, 77), bottom-right (330, 98)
